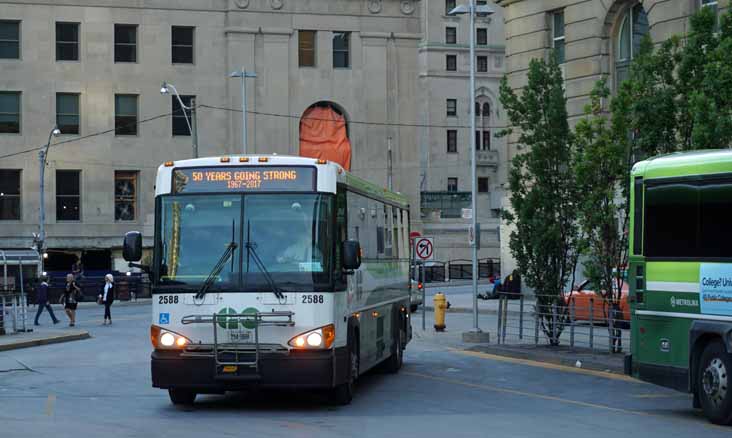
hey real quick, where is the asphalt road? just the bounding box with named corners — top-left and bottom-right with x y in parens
top-left (0, 303), bottom-right (728, 438)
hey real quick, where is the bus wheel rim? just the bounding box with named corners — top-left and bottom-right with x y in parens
top-left (702, 358), bottom-right (728, 407)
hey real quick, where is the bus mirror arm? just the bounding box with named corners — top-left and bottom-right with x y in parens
top-left (127, 262), bottom-right (150, 274)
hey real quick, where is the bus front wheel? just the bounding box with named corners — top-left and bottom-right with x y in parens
top-left (697, 340), bottom-right (732, 425)
top-left (168, 388), bottom-right (197, 406)
top-left (332, 336), bottom-right (359, 406)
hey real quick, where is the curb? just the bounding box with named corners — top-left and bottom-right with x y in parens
top-left (466, 344), bottom-right (626, 374)
top-left (0, 331), bottom-right (91, 352)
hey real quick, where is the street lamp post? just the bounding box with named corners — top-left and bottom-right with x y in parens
top-left (38, 126), bottom-right (61, 272)
top-left (229, 68), bottom-right (257, 155)
top-left (161, 82), bottom-right (198, 158)
top-left (449, 1), bottom-right (494, 343)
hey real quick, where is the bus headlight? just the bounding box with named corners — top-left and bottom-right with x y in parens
top-left (151, 325), bottom-right (191, 350)
top-left (288, 324), bottom-right (335, 349)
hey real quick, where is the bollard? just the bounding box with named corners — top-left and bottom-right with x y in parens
top-left (496, 296), bottom-right (503, 345)
top-left (570, 298), bottom-right (575, 349)
top-left (519, 295), bottom-right (524, 340)
top-left (589, 297), bottom-right (594, 350)
top-left (433, 292), bottom-right (447, 332)
top-left (501, 298), bottom-right (508, 344)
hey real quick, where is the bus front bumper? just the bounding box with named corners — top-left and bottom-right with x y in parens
top-left (151, 347), bottom-right (349, 392)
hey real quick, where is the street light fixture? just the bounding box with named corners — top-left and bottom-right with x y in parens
top-left (161, 81), bottom-right (198, 158)
top-left (38, 126), bottom-right (61, 273)
top-left (448, 1), bottom-right (495, 343)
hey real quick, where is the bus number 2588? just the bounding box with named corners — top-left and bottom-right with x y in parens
top-left (158, 295), bottom-right (179, 304)
top-left (302, 295), bottom-right (324, 304)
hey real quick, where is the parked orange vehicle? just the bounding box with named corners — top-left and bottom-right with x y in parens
top-left (564, 278), bottom-right (630, 324)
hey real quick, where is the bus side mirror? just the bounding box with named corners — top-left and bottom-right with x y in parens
top-left (123, 231), bottom-right (142, 262)
top-left (343, 240), bottom-right (361, 271)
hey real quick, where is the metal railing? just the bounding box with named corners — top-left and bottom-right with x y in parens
top-left (494, 292), bottom-right (630, 354)
top-left (0, 292), bottom-right (30, 335)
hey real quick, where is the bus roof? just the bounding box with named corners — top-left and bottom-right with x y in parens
top-left (632, 149), bottom-right (732, 180)
top-left (341, 171), bottom-right (410, 209)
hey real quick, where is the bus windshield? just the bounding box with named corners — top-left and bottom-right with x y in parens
top-left (156, 193), bottom-right (333, 292)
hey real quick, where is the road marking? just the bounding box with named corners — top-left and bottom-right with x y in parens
top-left (403, 371), bottom-right (730, 431)
top-left (404, 371), bottom-right (644, 415)
top-left (632, 393), bottom-right (690, 399)
top-left (449, 348), bottom-right (642, 383)
top-left (45, 393), bottom-right (55, 416)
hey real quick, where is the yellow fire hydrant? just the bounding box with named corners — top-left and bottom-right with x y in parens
top-left (434, 293), bottom-right (447, 332)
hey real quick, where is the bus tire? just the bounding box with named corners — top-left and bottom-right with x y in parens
top-left (385, 312), bottom-right (404, 374)
top-left (332, 335), bottom-right (359, 406)
top-left (168, 388), bottom-right (197, 406)
top-left (697, 340), bottom-right (732, 425)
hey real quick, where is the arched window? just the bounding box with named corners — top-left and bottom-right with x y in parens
top-left (615, 3), bottom-right (648, 87)
top-left (475, 102), bottom-right (481, 117)
top-left (482, 103), bottom-right (490, 118)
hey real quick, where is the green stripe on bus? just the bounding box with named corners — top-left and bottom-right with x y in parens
top-left (646, 262), bottom-right (699, 283)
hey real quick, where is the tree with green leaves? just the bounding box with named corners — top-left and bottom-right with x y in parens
top-left (572, 7), bottom-right (732, 353)
top-left (499, 56), bottom-right (580, 346)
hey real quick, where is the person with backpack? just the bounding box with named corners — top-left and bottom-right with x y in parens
top-left (34, 275), bottom-right (59, 326)
top-left (60, 273), bottom-right (82, 326)
top-left (100, 274), bottom-right (115, 325)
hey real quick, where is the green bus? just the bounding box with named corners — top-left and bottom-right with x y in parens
top-left (628, 150), bottom-right (732, 425)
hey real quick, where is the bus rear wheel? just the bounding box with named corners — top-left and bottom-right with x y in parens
top-left (168, 388), bottom-right (197, 406)
top-left (697, 340), bottom-right (732, 425)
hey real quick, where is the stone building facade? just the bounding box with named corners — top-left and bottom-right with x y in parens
top-left (495, 0), bottom-right (729, 275)
top-left (417, 0), bottom-right (507, 265)
top-left (0, 0), bottom-right (424, 272)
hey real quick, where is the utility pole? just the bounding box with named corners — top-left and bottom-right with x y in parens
top-left (387, 136), bottom-right (393, 191)
top-left (229, 68), bottom-right (257, 154)
top-left (38, 126), bottom-right (61, 273)
top-left (190, 98), bottom-right (199, 158)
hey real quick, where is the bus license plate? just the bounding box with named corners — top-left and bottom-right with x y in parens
top-left (229, 330), bottom-right (251, 343)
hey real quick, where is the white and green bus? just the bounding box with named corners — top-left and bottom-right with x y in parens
top-left (122, 155), bottom-right (412, 405)
top-left (628, 150), bottom-right (732, 424)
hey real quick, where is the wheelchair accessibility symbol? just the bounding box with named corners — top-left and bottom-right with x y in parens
top-left (159, 313), bottom-right (170, 325)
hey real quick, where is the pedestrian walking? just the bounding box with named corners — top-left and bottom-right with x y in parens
top-left (100, 274), bottom-right (115, 325)
top-left (60, 273), bottom-right (82, 326)
top-left (34, 275), bottom-right (59, 326)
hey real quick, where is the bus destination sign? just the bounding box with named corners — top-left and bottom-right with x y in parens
top-left (172, 166), bottom-right (317, 193)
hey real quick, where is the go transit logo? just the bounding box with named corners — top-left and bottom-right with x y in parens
top-left (216, 307), bottom-right (259, 329)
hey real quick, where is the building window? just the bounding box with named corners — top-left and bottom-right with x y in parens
top-left (700, 0), bottom-right (718, 13)
top-left (0, 21), bottom-right (20, 59)
top-left (333, 31), bottom-right (350, 68)
top-left (115, 94), bottom-right (138, 136)
top-left (482, 102), bottom-right (490, 117)
top-left (477, 55), bottom-right (488, 72)
top-left (56, 170), bottom-right (80, 221)
top-left (447, 130), bottom-right (457, 153)
top-left (446, 99), bottom-right (457, 117)
top-left (56, 22), bottom-right (79, 61)
top-left (475, 131), bottom-right (481, 149)
top-left (445, 0), bottom-right (456, 15)
top-left (0, 92), bottom-right (20, 134)
top-left (115, 24), bottom-right (137, 63)
top-left (171, 26), bottom-right (194, 64)
top-left (616, 4), bottom-right (648, 87)
top-left (56, 93), bottom-right (80, 135)
top-left (478, 177), bottom-right (489, 193)
top-left (446, 54), bottom-right (457, 71)
top-left (172, 95), bottom-right (193, 136)
top-left (446, 27), bottom-right (457, 44)
top-left (447, 177), bottom-right (458, 192)
top-left (551, 11), bottom-right (565, 64)
top-left (477, 28), bottom-right (487, 46)
top-left (115, 171), bottom-right (137, 221)
top-left (0, 169), bottom-right (21, 220)
top-left (483, 130), bottom-right (491, 150)
top-left (299, 30), bottom-right (316, 67)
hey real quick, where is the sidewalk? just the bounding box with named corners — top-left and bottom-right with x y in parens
top-left (0, 324), bottom-right (90, 352)
top-left (422, 291), bottom-right (535, 315)
top-left (0, 299), bottom-right (150, 352)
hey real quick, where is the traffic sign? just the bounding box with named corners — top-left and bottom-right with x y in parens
top-left (415, 237), bottom-right (434, 261)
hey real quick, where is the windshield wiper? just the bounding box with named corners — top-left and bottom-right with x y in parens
top-left (245, 221), bottom-right (285, 300)
top-left (195, 241), bottom-right (238, 300)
